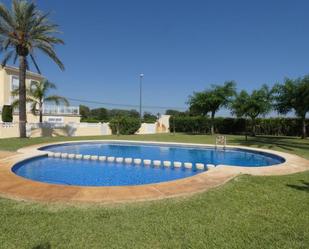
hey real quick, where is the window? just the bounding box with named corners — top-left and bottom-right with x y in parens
top-left (11, 76), bottom-right (19, 90)
top-left (30, 80), bottom-right (39, 91)
top-left (10, 76), bottom-right (19, 104)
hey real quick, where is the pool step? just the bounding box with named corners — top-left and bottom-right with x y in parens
top-left (47, 152), bottom-right (213, 171)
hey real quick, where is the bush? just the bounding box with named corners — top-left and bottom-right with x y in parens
top-left (109, 117), bottom-right (140, 135)
top-left (143, 112), bottom-right (157, 123)
top-left (214, 117), bottom-right (247, 134)
top-left (170, 116), bottom-right (210, 134)
top-left (255, 118), bottom-right (308, 136)
top-left (80, 118), bottom-right (101, 123)
top-left (1, 105), bottom-right (13, 122)
top-left (90, 108), bottom-right (108, 121)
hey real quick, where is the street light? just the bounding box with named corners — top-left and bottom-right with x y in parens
top-left (139, 73), bottom-right (144, 121)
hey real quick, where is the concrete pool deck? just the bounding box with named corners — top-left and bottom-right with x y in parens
top-left (0, 140), bottom-right (308, 204)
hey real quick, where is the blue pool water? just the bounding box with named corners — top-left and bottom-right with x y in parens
top-left (13, 157), bottom-right (198, 186)
top-left (40, 142), bottom-right (284, 167)
top-left (12, 142), bottom-right (285, 186)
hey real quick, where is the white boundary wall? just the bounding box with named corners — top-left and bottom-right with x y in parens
top-left (0, 115), bottom-right (170, 138)
top-left (136, 115), bottom-right (170, 134)
top-left (0, 122), bottom-right (19, 138)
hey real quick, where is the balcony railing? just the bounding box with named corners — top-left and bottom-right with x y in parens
top-left (42, 105), bottom-right (80, 115)
top-left (0, 105), bottom-right (80, 116)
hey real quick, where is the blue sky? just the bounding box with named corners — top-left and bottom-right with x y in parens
top-left (3, 0), bottom-right (309, 115)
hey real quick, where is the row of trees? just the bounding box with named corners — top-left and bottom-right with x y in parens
top-left (187, 77), bottom-right (309, 138)
top-left (80, 106), bottom-right (157, 123)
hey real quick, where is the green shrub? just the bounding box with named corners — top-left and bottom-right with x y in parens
top-left (109, 116), bottom-right (140, 135)
top-left (143, 112), bottom-right (157, 123)
top-left (214, 117), bottom-right (247, 134)
top-left (170, 116), bottom-right (210, 134)
top-left (80, 118), bottom-right (101, 123)
top-left (255, 118), bottom-right (308, 136)
top-left (1, 105), bottom-right (13, 122)
top-left (171, 116), bottom-right (308, 136)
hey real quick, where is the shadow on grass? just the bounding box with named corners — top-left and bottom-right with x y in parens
top-left (32, 242), bottom-right (51, 249)
top-left (287, 180), bottom-right (309, 193)
top-left (232, 136), bottom-right (309, 153)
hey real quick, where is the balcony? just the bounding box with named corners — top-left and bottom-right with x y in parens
top-left (42, 105), bottom-right (80, 115)
top-left (0, 105), bottom-right (80, 116)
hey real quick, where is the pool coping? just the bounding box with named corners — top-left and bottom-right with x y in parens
top-left (0, 140), bottom-right (308, 204)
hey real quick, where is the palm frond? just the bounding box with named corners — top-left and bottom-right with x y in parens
top-left (43, 80), bottom-right (56, 90)
top-left (13, 51), bottom-right (18, 64)
top-left (33, 33), bottom-right (64, 44)
top-left (30, 102), bottom-right (37, 115)
top-left (11, 99), bottom-right (19, 109)
top-left (0, 24), bottom-right (11, 36)
top-left (11, 97), bottom-right (36, 109)
top-left (30, 53), bottom-right (41, 74)
top-left (11, 88), bottom-right (19, 97)
top-left (37, 44), bottom-right (65, 71)
top-left (2, 38), bottom-right (13, 50)
top-left (30, 24), bottom-right (60, 36)
top-left (0, 3), bottom-right (15, 28)
top-left (0, 0), bottom-right (64, 69)
top-left (1, 50), bottom-right (14, 66)
top-left (24, 1), bottom-right (36, 22)
top-left (45, 95), bottom-right (69, 106)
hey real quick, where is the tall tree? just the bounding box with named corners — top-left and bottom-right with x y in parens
top-left (79, 105), bottom-right (91, 120)
top-left (0, 0), bottom-right (64, 137)
top-left (90, 108), bottom-right (109, 121)
top-left (143, 112), bottom-right (157, 123)
top-left (188, 81), bottom-right (236, 134)
top-left (12, 80), bottom-right (69, 123)
top-left (231, 85), bottom-right (272, 136)
top-left (273, 76), bottom-right (309, 139)
top-left (165, 109), bottom-right (184, 116)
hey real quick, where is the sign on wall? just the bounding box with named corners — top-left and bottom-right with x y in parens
top-left (45, 117), bottom-right (64, 123)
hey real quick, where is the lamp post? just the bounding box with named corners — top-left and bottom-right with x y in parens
top-left (139, 73), bottom-right (144, 121)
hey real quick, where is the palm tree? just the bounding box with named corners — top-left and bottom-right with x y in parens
top-left (188, 81), bottom-right (236, 135)
top-left (231, 85), bottom-right (272, 136)
top-left (272, 76), bottom-right (309, 139)
top-left (0, 0), bottom-right (64, 137)
top-left (12, 80), bottom-right (69, 123)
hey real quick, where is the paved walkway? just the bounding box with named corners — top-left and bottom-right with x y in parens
top-left (0, 151), bottom-right (17, 160)
top-left (0, 140), bottom-right (308, 204)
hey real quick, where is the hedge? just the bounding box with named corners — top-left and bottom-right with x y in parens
top-left (1, 105), bottom-right (13, 122)
top-left (109, 117), bottom-right (140, 135)
top-left (170, 116), bottom-right (309, 136)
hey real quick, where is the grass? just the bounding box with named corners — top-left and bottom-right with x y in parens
top-left (0, 134), bottom-right (308, 248)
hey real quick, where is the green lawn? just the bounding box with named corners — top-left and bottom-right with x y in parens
top-left (0, 134), bottom-right (308, 249)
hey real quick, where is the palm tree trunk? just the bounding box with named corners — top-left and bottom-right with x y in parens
top-left (251, 118), bottom-right (256, 137)
top-left (18, 56), bottom-right (27, 138)
top-left (301, 117), bottom-right (307, 139)
top-left (39, 111), bottom-right (43, 123)
top-left (244, 118), bottom-right (248, 141)
top-left (211, 111), bottom-right (215, 135)
top-left (39, 103), bottom-right (43, 123)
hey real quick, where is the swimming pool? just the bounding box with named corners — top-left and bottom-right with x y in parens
top-left (12, 142), bottom-right (285, 186)
top-left (40, 142), bottom-right (284, 166)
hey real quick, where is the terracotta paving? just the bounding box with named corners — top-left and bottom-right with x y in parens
top-left (0, 140), bottom-right (308, 204)
top-left (0, 151), bottom-right (17, 160)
